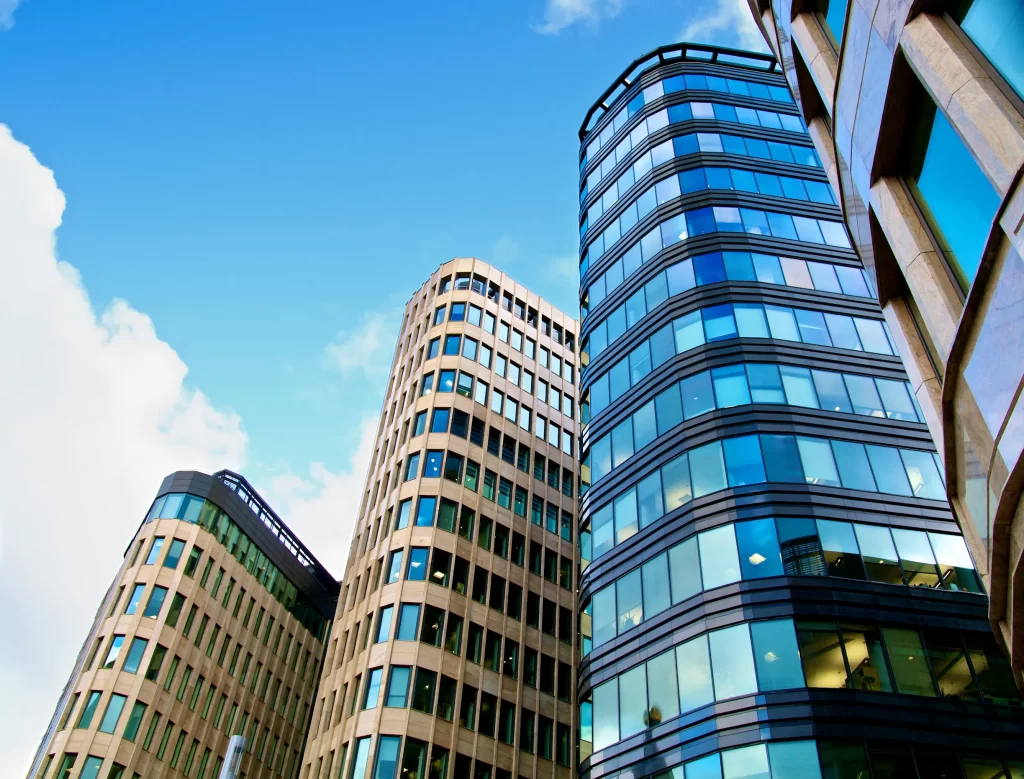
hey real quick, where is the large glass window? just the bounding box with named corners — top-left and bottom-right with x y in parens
top-left (709, 624), bottom-right (758, 698)
top-left (373, 736), bottom-right (401, 779)
top-left (822, 0), bottom-right (849, 47)
top-left (905, 98), bottom-right (1001, 290)
top-left (955, 0), bottom-right (1024, 105)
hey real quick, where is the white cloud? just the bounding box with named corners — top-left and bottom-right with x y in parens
top-left (323, 311), bottom-right (400, 378)
top-left (264, 416), bottom-right (378, 578)
top-left (0, 125), bottom-right (252, 773)
top-left (533, 0), bottom-right (626, 34)
top-left (680, 0), bottom-right (768, 52)
top-left (0, 0), bottom-right (21, 30)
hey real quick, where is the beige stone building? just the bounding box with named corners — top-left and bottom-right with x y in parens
top-left (299, 259), bottom-right (579, 779)
top-left (746, 0), bottom-right (1024, 682)
top-left (30, 470), bottom-right (339, 779)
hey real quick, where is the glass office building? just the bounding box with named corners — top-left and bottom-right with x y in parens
top-left (575, 43), bottom-right (1024, 779)
top-left (29, 470), bottom-right (339, 779)
top-left (746, 0), bottom-right (1024, 683)
top-left (299, 260), bottom-right (580, 779)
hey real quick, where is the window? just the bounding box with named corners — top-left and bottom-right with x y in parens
top-left (77, 691), bottom-right (102, 728)
top-left (385, 666), bottom-right (411, 707)
top-left (954, 0), bottom-right (1024, 103)
top-left (79, 757), bottom-right (104, 779)
top-left (144, 537), bottom-right (164, 565)
top-left (102, 636), bottom-right (124, 669)
top-left (123, 637), bottom-right (148, 674)
top-left (98, 694), bottom-right (127, 733)
top-left (386, 550), bottom-right (404, 584)
top-left (404, 454), bottom-right (420, 481)
top-left (412, 668), bottom-right (437, 713)
top-left (406, 547), bottom-right (429, 580)
top-left (375, 606), bottom-right (394, 643)
top-left (362, 668), bottom-right (383, 709)
top-left (397, 604), bottom-right (420, 640)
top-left (123, 701), bottom-right (147, 742)
top-left (904, 91), bottom-right (1001, 290)
top-left (143, 586), bottom-right (167, 618)
top-left (124, 584), bottom-right (145, 615)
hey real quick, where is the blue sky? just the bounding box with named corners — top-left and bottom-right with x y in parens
top-left (0, 0), bottom-right (764, 482)
top-left (0, 0), bottom-right (767, 769)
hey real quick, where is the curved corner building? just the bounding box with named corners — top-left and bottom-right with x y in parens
top-left (745, 0), bottom-right (1024, 681)
top-left (30, 469), bottom-right (338, 779)
top-left (300, 259), bottom-right (579, 779)
top-left (575, 43), bottom-right (1024, 779)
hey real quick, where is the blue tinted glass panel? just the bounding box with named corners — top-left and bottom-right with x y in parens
top-left (681, 371), bottom-right (716, 419)
top-left (703, 304), bottom-right (737, 341)
top-left (736, 518), bottom-right (784, 579)
top-left (723, 251), bottom-right (756, 281)
top-left (751, 620), bottom-right (804, 689)
top-left (687, 207), bottom-right (717, 236)
top-left (680, 168), bottom-right (707, 193)
top-left (865, 445), bottom-right (912, 495)
top-left (415, 497), bottom-right (436, 527)
top-left (723, 435), bottom-right (766, 486)
top-left (910, 108), bottom-right (1001, 289)
top-left (689, 441), bottom-right (728, 497)
top-left (794, 309), bottom-right (831, 345)
top-left (760, 434), bottom-right (805, 482)
top-left (693, 253), bottom-right (727, 285)
top-left (712, 364), bottom-right (751, 407)
top-left (830, 441), bottom-right (877, 492)
top-left (812, 370), bottom-right (852, 413)
top-left (734, 303), bottom-right (770, 337)
top-left (961, 0), bottom-right (1024, 103)
top-left (752, 253), bottom-right (785, 284)
top-left (747, 364), bottom-right (786, 403)
top-left (797, 437), bottom-right (840, 487)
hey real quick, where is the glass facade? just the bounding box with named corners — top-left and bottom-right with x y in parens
top-left (576, 44), bottom-right (1024, 779)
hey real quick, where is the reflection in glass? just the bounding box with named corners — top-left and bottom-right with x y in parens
top-left (618, 665), bottom-right (648, 739)
top-left (853, 524), bottom-right (904, 585)
top-left (892, 529), bottom-right (941, 587)
top-left (777, 518), bottom-right (826, 576)
top-left (767, 741), bottom-right (823, 779)
top-left (840, 623), bottom-right (893, 692)
top-left (373, 736), bottom-right (401, 779)
top-left (709, 624), bottom-right (758, 699)
top-left (699, 525), bottom-right (741, 589)
top-left (593, 681), bottom-right (619, 750)
top-left (647, 650), bottom-right (680, 724)
top-left (906, 104), bottom-right (1001, 290)
top-left (751, 620), bottom-right (805, 690)
top-left (721, 744), bottom-right (770, 779)
top-left (677, 635), bottom-right (715, 711)
top-left (817, 520), bottom-right (866, 579)
top-left (732, 519), bottom-right (782, 579)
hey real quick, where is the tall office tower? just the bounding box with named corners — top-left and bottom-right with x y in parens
top-left (30, 470), bottom-right (339, 779)
top-left (300, 260), bottom-right (580, 779)
top-left (745, 0), bottom-right (1024, 679)
top-left (575, 42), bottom-right (1024, 779)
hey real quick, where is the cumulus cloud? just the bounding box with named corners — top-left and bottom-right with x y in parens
top-left (0, 0), bottom-right (21, 30)
top-left (533, 0), bottom-right (627, 34)
top-left (680, 0), bottom-right (769, 52)
top-left (323, 311), bottom-right (400, 378)
top-left (265, 416), bottom-right (379, 578)
top-left (0, 125), bottom-right (252, 773)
